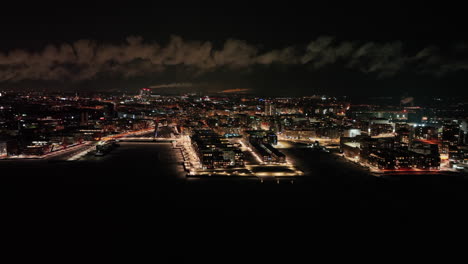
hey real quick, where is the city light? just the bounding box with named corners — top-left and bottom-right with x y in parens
top-left (0, 89), bottom-right (465, 177)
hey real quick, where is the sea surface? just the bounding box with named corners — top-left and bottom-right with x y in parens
top-left (3, 141), bottom-right (468, 257)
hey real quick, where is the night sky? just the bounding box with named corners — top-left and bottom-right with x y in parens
top-left (0, 3), bottom-right (467, 97)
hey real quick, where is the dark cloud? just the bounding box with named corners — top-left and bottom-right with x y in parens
top-left (0, 35), bottom-right (467, 83)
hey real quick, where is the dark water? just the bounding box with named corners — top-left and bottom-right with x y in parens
top-left (3, 142), bottom-right (468, 215)
top-left (3, 142), bottom-right (468, 259)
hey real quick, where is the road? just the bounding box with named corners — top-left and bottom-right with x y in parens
top-left (0, 142), bottom-right (96, 161)
top-left (44, 142), bottom-right (96, 161)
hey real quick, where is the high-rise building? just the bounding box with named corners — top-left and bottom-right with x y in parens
top-left (440, 123), bottom-right (462, 155)
top-left (441, 124), bottom-right (461, 146)
top-left (264, 101), bottom-right (276, 116)
top-left (139, 88), bottom-right (151, 99)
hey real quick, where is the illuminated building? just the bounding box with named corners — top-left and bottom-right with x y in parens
top-left (191, 129), bottom-right (244, 169)
top-left (410, 140), bottom-right (439, 155)
top-left (139, 88), bottom-right (151, 99)
top-left (441, 124), bottom-right (461, 145)
top-left (395, 127), bottom-right (410, 148)
top-left (247, 130), bottom-right (285, 163)
top-left (347, 109), bottom-right (409, 121)
top-left (247, 130), bottom-right (277, 145)
top-left (448, 146), bottom-right (468, 162)
top-left (414, 126), bottom-right (438, 140)
top-left (368, 119), bottom-right (394, 136)
top-left (341, 142), bottom-right (361, 158)
top-left (264, 101), bottom-right (276, 116)
top-left (440, 123), bottom-right (462, 155)
top-left (251, 142), bottom-right (286, 163)
top-left (340, 135), bottom-right (440, 170)
top-left (411, 152), bottom-right (440, 170)
top-left (343, 129), bottom-right (361, 138)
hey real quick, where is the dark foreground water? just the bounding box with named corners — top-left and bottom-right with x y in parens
top-left (2, 142), bottom-right (468, 259)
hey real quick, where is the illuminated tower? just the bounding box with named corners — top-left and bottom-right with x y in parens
top-left (264, 101), bottom-right (276, 116)
top-left (139, 88), bottom-right (151, 99)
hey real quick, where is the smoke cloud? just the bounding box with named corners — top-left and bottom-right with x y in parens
top-left (219, 88), bottom-right (251, 93)
top-left (149, 83), bottom-right (193, 89)
top-left (0, 35), bottom-right (467, 82)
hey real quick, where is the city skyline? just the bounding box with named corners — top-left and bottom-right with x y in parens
top-left (3, 4), bottom-right (468, 258)
top-left (1, 90), bottom-right (466, 173)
